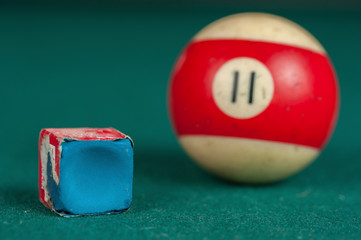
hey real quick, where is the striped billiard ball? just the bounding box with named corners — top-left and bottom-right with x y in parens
top-left (168, 13), bottom-right (339, 183)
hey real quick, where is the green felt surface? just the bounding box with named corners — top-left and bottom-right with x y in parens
top-left (1, 1), bottom-right (361, 239)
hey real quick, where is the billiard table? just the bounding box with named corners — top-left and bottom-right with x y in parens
top-left (0, 0), bottom-right (360, 239)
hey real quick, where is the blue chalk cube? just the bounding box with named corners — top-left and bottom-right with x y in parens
top-left (39, 128), bottom-right (133, 217)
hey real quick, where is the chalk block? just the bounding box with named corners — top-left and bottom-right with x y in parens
top-left (38, 128), bottom-right (133, 217)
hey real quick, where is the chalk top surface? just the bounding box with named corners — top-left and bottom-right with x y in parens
top-left (43, 128), bottom-right (127, 141)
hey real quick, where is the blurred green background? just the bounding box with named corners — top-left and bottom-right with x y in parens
top-left (1, 0), bottom-right (361, 239)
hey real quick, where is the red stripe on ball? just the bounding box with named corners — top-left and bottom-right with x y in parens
top-left (169, 39), bottom-right (339, 149)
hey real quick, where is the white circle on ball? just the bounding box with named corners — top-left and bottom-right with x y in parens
top-left (212, 57), bottom-right (274, 119)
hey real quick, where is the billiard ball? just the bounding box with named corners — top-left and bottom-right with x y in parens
top-left (168, 13), bottom-right (339, 183)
